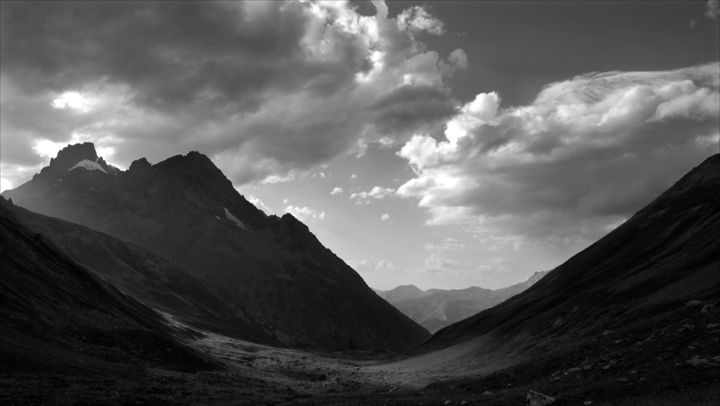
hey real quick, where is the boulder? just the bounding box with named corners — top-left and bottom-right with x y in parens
top-left (527, 390), bottom-right (555, 405)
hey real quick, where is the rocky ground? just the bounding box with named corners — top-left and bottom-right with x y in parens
top-left (2, 301), bottom-right (718, 405)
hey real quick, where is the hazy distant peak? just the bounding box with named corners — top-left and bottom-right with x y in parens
top-left (377, 284), bottom-right (430, 303)
top-left (380, 270), bottom-right (551, 332)
top-left (394, 284), bottom-right (424, 293)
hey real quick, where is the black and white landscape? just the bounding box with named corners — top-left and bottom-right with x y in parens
top-left (1, 1), bottom-right (719, 405)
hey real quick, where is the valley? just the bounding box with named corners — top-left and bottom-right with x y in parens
top-left (3, 301), bottom-right (718, 405)
top-left (1, 147), bottom-right (718, 405)
top-left (2, 1), bottom-right (719, 404)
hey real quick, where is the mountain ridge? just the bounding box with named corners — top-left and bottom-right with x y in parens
top-left (376, 270), bottom-right (549, 332)
top-left (3, 143), bottom-right (430, 351)
top-left (418, 153), bottom-right (720, 355)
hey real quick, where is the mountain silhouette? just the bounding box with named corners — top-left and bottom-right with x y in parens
top-left (3, 143), bottom-right (429, 351)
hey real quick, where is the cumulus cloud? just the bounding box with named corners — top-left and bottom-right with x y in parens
top-left (424, 237), bottom-right (466, 251)
top-left (330, 187), bottom-right (344, 195)
top-left (0, 0), bottom-right (459, 189)
top-left (447, 49), bottom-right (468, 71)
top-left (350, 258), bottom-right (395, 273)
top-left (350, 186), bottom-right (395, 204)
top-left (285, 205), bottom-right (326, 221)
top-left (706, 0), bottom-right (719, 19)
top-left (396, 6), bottom-right (445, 36)
top-left (397, 63), bottom-right (720, 246)
top-left (371, 84), bottom-right (457, 136)
top-left (423, 254), bottom-right (479, 274)
top-left (245, 194), bottom-right (273, 214)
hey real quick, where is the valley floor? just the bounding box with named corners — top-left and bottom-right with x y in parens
top-left (2, 305), bottom-right (719, 405)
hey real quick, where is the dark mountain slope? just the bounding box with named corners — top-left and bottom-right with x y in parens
top-left (421, 154), bottom-right (720, 356)
top-left (3, 144), bottom-right (429, 351)
top-left (0, 198), bottom-right (213, 376)
top-left (5, 201), bottom-right (270, 343)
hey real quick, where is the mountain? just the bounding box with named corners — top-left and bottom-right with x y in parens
top-left (4, 199), bottom-right (270, 343)
top-left (407, 154), bottom-right (720, 391)
top-left (375, 285), bottom-right (431, 303)
top-left (0, 197), bottom-right (213, 377)
top-left (377, 271), bottom-right (548, 333)
top-left (3, 143), bottom-right (429, 351)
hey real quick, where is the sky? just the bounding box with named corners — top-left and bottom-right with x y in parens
top-left (1, 0), bottom-right (718, 290)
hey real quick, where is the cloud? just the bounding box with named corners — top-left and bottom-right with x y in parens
top-left (244, 194), bottom-right (273, 214)
top-left (350, 186), bottom-right (395, 204)
top-left (706, 0), bottom-right (719, 19)
top-left (0, 0), bottom-right (458, 189)
top-left (397, 63), bottom-right (720, 246)
top-left (330, 187), bottom-right (344, 195)
top-left (371, 84), bottom-right (457, 136)
top-left (285, 205), bottom-right (326, 221)
top-left (381, 213), bottom-right (390, 221)
top-left (447, 49), bottom-right (468, 71)
top-left (423, 254), bottom-right (479, 273)
top-left (350, 259), bottom-right (394, 273)
top-left (396, 6), bottom-right (445, 36)
top-left (424, 237), bottom-right (466, 251)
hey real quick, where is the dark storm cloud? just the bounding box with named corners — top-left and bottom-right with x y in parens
top-left (371, 84), bottom-right (457, 135)
top-left (1, 1), bottom-right (459, 188)
top-left (0, 1), bottom-right (363, 114)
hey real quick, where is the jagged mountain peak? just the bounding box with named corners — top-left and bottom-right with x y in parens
top-left (39, 142), bottom-right (110, 177)
top-left (150, 150), bottom-right (232, 188)
top-left (53, 142), bottom-right (98, 165)
top-left (2, 145), bottom-right (430, 351)
top-left (128, 157), bottom-right (152, 172)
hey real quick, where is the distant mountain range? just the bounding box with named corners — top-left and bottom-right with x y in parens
top-left (375, 271), bottom-right (548, 333)
top-left (2, 143), bottom-right (429, 351)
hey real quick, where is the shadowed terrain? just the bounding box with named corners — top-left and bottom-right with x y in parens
top-left (1, 153), bottom-right (718, 405)
top-left (3, 143), bottom-right (429, 351)
top-left (5, 201), bottom-right (272, 344)
top-left (0, 198), bottom-right (216, 403)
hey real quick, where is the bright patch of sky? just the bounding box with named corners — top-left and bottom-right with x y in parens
top-left (51, 91), bottom-right (95, 113)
